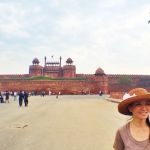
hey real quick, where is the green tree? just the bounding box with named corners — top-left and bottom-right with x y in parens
top-left (117, 77), bottom-right (132, 84)
top-left (117, 77), bottom-right (132, 91)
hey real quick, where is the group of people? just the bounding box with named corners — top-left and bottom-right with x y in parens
top-left (0, 91), bottom-right (29, 107)
top-left (0, 90), bottom-right (63, 105)
top-left (40, 91), bottom-right (45, 97)
top-left (0, 91), bottom-right (10, 103)
top-left (18, 91), bottom-right (29, 107)
top-left (49, 91), bottom-right (62, 96)
top-left (81, 91), bottom-right (87, 95)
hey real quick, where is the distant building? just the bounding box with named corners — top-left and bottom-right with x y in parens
top-left (29, 56), bottom-right (76, 78)
top-left (0, 56), bottom-right (150, 94)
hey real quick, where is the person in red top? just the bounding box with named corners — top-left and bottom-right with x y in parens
top-left (113, 88), bottom-right (150, 150)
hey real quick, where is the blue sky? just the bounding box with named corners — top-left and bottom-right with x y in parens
top-left (0, 0), bottom-right (150, 75)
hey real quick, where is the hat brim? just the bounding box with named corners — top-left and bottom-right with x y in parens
top-left (118, 94), bottom-right (150, 115)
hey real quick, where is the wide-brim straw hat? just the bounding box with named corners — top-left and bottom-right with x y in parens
top-left (118, 88), bottom-right (150, 115)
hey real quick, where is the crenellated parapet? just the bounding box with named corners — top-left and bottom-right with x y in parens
top-left (76, 74), bottom-right (84, 77)
top-left (63, 65), bottom-right (76, 70)
top-left (83, 74), bottom-right (95, 80)
top-left (0, 74), bottom-right (29, 79)
top-left (107, 74), bottom-right (150, 78)
top-left (44, 66), bottom-right (61, 70)
top-left (29, 65), bottom-right (43, 69)
top-left (84, 74), bottom-right (95, 77)
top-left (76, 74), bottom-right (95, 77)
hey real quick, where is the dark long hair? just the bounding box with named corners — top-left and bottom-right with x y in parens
top-left (147, 117), bottom-right (150, 139)
top-left (146, 117), bottom-right (150, 127)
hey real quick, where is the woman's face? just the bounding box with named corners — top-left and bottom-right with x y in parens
top-left (129, 99), bottom-right (150, 120)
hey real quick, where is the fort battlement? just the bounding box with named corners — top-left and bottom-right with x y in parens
top-left (84, 74), bottom-right (95, 77)
top-left (63, 65), bottom-right (76, 69)
top-left (0, 74), bottom-right (29, 78)
top-left (107, 74), bottom-right (150, 77)
top-left (44, 66), bottom-right (60, 69)
top-left (76, 74), bottom-right (84, 77)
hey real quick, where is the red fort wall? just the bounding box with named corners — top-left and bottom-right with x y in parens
top-left (1, 57), bottom-right (150, 94)
top-left (1, 73), bottom-right (149, 94)
top-left (0, 80), bottom-right (108, 95)
top-left (0, 74), bottom-right (29, 79)
top-left (108, 74), bottom-right (150, 92)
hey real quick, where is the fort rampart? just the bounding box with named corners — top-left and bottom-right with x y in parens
top-left (0, 80), bottom-right (108, 95)
top-left (0, 74), bottom-right (29, 79)
top-left (1, 57), bottom-right (150, 95)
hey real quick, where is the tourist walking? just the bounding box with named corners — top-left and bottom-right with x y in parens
top-left (24, 92), bottom-right (29, 107)
top-left (113, 88), bottom-right (150, 150)
top-left (99, 90), bottom-right (103, 96)
top-left (5, 91), bottom-right (9, 103)
top-left (18, 91), bottom-right (24, 107)
top-left (42, 91), bottom-right (45, 97)
top-left (34, 91), bottom-right (36, 96)
top-left (40, 91), bottom-right (42, 97)
top-left (2, 92), bottom-right (6, 102)
top-left (0, 94), bottom-right (4, 103)
top-left (14, 92), bottom-right (17, 100)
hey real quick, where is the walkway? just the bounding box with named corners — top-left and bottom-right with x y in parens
top-left (0, 95), bottom-right (127, 150)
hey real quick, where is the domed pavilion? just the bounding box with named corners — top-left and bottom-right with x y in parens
top-left (94, 67), bottom-right (106, 75)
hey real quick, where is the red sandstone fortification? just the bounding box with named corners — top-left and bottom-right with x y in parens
top-left (0, 57), bottom-right (108, 94)
top-left (0, 56), bottom-right (150, 95)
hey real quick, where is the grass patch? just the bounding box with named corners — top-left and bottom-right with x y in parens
top-left (0, 76), bottom-right (87, 81)
top-left (27, 76), bottom-right (52, 80)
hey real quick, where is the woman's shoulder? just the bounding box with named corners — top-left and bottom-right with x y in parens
top-left (118, 122), bottom-right (130, 139)
top-left (118, 122), bottom-right (129, 132)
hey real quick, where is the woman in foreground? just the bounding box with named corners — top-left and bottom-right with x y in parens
top-left (113, 88), bottom-right (150, 150)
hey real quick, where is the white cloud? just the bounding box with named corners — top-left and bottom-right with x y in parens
top-left (0, 41), bottom-right (5, 45)
top-left (98, 0), bottom-right (126, 8)
top-left (0, 0), bottom-right (150, 75)
top-left (0, 3), bottom-right (31, 38)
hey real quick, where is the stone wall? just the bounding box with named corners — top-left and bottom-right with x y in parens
top-left (0, 80), bottom-right (108, 95)
top-left (0, 74), bottom-right (29, 79)
top-left (110, 92), bottom-right (125, 100)
top-left (1, 73), bottom-right (150, 94)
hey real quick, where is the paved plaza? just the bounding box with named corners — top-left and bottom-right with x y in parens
top-left (0, 95), bottom-right (127, 150)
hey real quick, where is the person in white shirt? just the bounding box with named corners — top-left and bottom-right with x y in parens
top-left (14, 92), bottom-right (17, 100)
